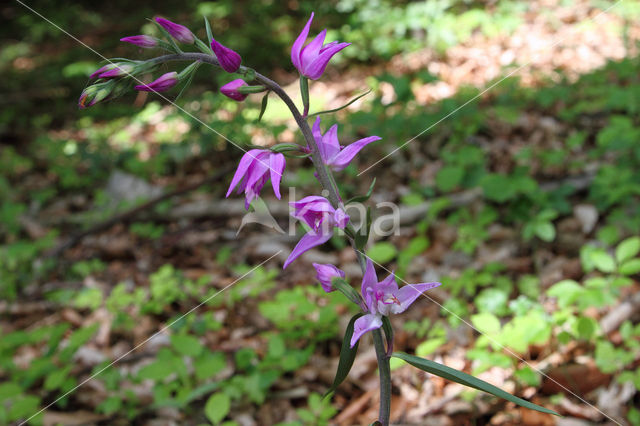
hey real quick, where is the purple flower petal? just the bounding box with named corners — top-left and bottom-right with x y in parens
top-left (269, 153), bottom-right (285, 199)
top-left (226, 149), bottom-right (260, 197)
top-left (291, 12), bottom-right (314, 70)
top-left (283, 230), bottom-right (332, 269)
top-left (303, 42), bottom-right (350, 80)
top-left (361, 259), bottom-right (379, 312)
top-left (350, 313), bottom-right (382, 347)
top-left (322, 124), bottom-right (342, 162)
top-left (300, 29), bottom-right (327, 71)
top-left (391, 282), bottom-right (441, 314)
top-left (330, 136), bottom-right (380, 171)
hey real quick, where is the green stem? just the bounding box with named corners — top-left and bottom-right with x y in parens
top-left (372, 328), bottom-right (391, 426)
top-left (147, 52), bottom-right (390, 424)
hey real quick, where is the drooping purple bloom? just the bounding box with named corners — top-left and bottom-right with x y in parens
top-left (291, 12), bottom-right (351, 80)
top-left (155, 17), bottom-right (194, 44)
top-left (134, 72), bottom-right (179, 92)
top-left (120, 35), bottom-right (157, 48)
top-left (350, 259), bottom-right (441, 347)
top-left (220, 79), bottom-right (249, 101)
top-left (283, 196), bottom-right (349, 269)
top-left (211, 38), bottom-right (242, 73)
top-left (313, 263), bottom-right (345, 293)
top-left (310, 117), bottom-right (380, 172)
top-left (226, 149), bottom-right (286, 210)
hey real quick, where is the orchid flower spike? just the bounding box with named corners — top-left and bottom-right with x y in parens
top-left (313, 263), bottom-right (345, 293)
top-left (283, 196), bottom-right (349, 269)
top-left (291, 12), bottom-right (351, 80)
top-left (211, 38), bottom-right (242, 73)
top-left (350, 259), bottom-right (441, 347)
top-left (120, 35), bottom-right (157, 48)
top-left (226, 149), bottom-right (286, 210)
top-left (155, 17), bottom-right (195, 44)
top-left (310, 117), bottom-right (380, 172)
top-left (134, 72), bottom-right (179, 92)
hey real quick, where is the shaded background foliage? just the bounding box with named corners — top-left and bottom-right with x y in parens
top-left (2, 0), bottom-right (640, 425)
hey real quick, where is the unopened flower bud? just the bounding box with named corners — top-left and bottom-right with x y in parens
top-left (210, 38), bottom-right (242, 73)
top-left (120, 35), bottom-right (157, 48)
top-left (99, 64), bottom-right (134, 78)
top-left (220, 79), bottom-right (249, 101)
top-left (134, 72), bottom-right (179, 92)
top-left (155, 17), bottom-right (194, 44)
top-left (313, 263), bottom-right (345, 293)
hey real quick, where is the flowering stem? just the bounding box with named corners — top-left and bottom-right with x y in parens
top-left (148, 52), bottom-right (388, 424)
top-left (149, 53), bottom-right (342, 209)
top-left (372, 328), bottom-right (392, 426)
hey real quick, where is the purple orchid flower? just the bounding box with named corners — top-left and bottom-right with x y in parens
top-left (155, 17), bottom-right (194, 44)
top-left (350, 259), bottom-right (441, 347)
top-left (283, 196), bottom-right (349, 269)
top-left (291, 12), bottom-right (351, 80)
top-left (120, 35), bottom-right (157, 48)
top-left (310, 117), bottom-right (380, 172)
top-left (220, 79), bottom-right (249, 101)
top-left (226, 149), bottom-right (286, 210)
top-left (134, 72), bottom-right (179, 92)
top-left (211, 38), bottom-right (242, 73)
top-left (313, 263), bottom-right (345, 293)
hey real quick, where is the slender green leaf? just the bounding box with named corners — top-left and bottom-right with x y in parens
top-left (309, 89), bottom-right (372, 117)
top-left (258, 92), bottom-right (270, 122)
top-left (392, 352), bottom-right (559, 416)
top-left (203, 16), bottom-right (214, 47)
top-left (174, 62), bottom-right (201, 102)
top-left (346, 178), bottom-right (376, 204)
top-left (324, 313), bottom-right (363, 397)
top-left (195, 38), bottom-right (212, 55)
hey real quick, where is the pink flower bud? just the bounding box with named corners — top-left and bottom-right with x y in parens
top-left (313, 263), bottom-right (345, 293)
top-left (210, 38), bottom-right (242, 73)
top-left (155, 17), bottom-right (194, 44)
top-left (120, 35), bottom-right (157, 48)
top-left (134, 72), bottom-right (179, 92)
top-left (220, 79), bottom-right (249, 101)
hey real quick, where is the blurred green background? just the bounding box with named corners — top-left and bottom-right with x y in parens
top-left (2, 0), bottom-right (640, 424)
